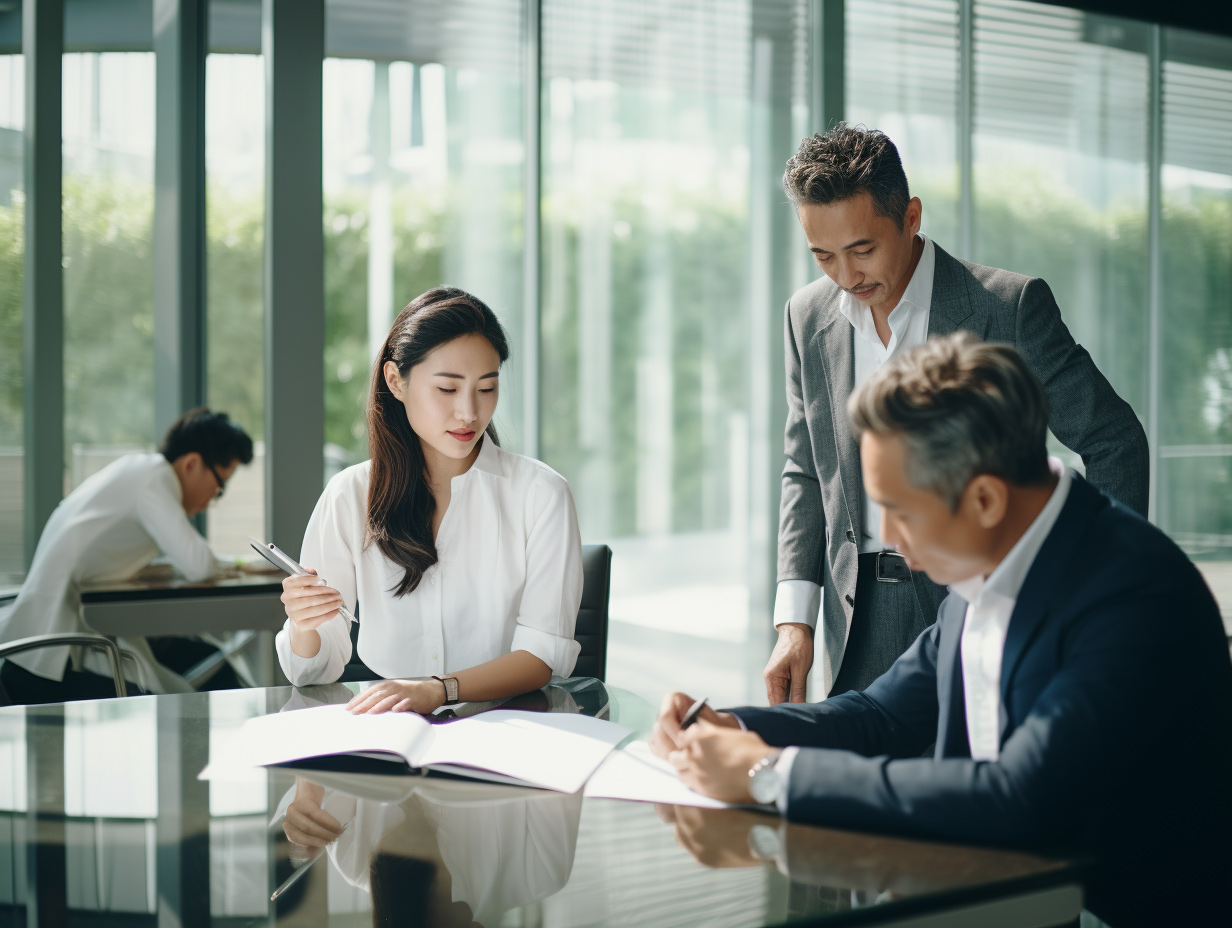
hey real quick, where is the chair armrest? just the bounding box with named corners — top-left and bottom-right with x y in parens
top-left (0, 634), bottom-right (128, 698)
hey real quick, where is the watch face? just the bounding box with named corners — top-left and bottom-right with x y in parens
top-left (749, 766), bottom-right (781, 805)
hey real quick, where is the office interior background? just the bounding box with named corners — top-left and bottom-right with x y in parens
top-left (0, 0), bottom-right (1230, 718)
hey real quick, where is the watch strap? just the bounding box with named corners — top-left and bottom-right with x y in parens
top-left (432, 675), bottom-right (460, 705)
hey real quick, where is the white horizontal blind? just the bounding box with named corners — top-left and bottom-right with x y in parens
top-left (974, 0), bottom-right (1148, 163)
top-left (847, 0), bottom-right (960, 126)
top-left (1163, 56), bottom-right (1232, 176)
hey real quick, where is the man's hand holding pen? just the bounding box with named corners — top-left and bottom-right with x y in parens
top-left (649, 691), bottom-right (780, 805)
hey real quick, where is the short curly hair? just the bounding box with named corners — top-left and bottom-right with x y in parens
top-left (848, 332), bottom-right (1052, 509)
top-left (783, 123), bottom-right (910, 230)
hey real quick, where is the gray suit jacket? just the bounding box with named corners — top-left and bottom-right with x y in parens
top-left (780, 243), bottom-right (1150, 680)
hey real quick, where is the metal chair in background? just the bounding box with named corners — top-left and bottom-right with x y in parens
top-left (0, 633), bottom-right (129, 704)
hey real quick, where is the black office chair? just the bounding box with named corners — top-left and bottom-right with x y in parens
top-left (574, 544), bottom-right (612, 681)
top-left (338, 543), bottom-right (614, 683)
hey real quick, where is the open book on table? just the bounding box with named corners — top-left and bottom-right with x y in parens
top-left (202, 704), bottom-right (758, 810)
top-left (201, 704), bottom-right (631, 794)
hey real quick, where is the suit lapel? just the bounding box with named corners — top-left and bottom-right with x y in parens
top-left (997, 475), bottom-right (1104, 742)
top-left (934, 594), bottom-right (970, 758)
top-left (814, 315), bottom-right (862, 536)
top-left (928, 245), bottom-right (985, 338)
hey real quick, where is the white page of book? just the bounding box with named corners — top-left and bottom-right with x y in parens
top-left (582, 741), bottom-right (733, 809)
top-left (205, 705), bottom-right (429, 773)
top-left (417, 710), bottom-right (630, 793)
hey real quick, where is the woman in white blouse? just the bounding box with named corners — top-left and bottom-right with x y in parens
top-left (277, 287), bottom-right (583, 713)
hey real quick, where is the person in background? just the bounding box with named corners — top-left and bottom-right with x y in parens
top-left (0, 408), bottom-right (255, 702)
top-left (765, 124), bottom-right (1150, 703)
top-left (277, 286), bottom-right (583, 714)
top-left (652, 333), bottom-right (1232, 928)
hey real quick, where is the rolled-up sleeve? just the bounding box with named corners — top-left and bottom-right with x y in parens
top-left (275, 479), bottom-right (359, 686)
top-left (138, 482), bottom-right (222, 583)
top-left (510, 473), bottom-right (583, 677)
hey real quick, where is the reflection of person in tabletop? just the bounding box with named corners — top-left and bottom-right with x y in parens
top-left (277, 286), bottom-right (584, 715)
top-left (280, 774), bottom-right (583, 927)
top-left (654, 805), bottom-right (905, 917)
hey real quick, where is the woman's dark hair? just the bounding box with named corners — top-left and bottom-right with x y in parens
top-left (367, 286), bottom-right (510, 597)
top-left (159, 408), bottom-right (254, 468)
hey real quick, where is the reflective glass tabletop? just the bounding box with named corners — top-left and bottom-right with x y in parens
top-left (0, 680), bottom-right (1084, 927)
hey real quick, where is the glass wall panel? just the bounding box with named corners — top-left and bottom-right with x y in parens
top-left (541, 0), bottom-right (809, 706)
top-left (1160, 28), bottom-right (1232, 629)
top-left (0, 53), bottom-right (22, 581)
top-left (61, 50), bottom-right (157, 489)
top-left (846, 0), bottom-right (960, 247)
top-left (972, 1), bottom-right (1150, 469)
top-left (206, 48), bottom-right (266, 557)
top-left (321, 0), bottom-right (526, 479)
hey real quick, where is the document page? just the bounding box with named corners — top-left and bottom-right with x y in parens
top-left (204, 705), bottom-right (430, 773)
top-left (583, 740), bottom-right (732, 809)
top-left (417, 710), bottom-right (630, 793)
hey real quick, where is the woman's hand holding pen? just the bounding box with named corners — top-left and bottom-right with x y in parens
top-left (346, 678), bottom-right (447, 715)
top-left (282, 569), bottom-right (344, 657)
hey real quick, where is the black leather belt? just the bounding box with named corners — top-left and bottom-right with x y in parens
top-left (874, 551), bottom-right (912, 583)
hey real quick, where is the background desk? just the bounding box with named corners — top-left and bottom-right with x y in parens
top-left (79, 570), bottom-right (286, 685)
top-left (0, 681), bottom-right (1087, 928)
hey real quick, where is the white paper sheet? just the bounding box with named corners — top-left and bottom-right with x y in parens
top-left (418, 710), bottom-right (630, 793)
top-left (582, 741), bottom-right (732, 809)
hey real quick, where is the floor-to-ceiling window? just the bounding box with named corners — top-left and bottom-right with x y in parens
top-left (62, 46), bottom-right (158, 490)
top-left (205, 1), bottom-right (267, 559)
top-left (321, 0), bottom-right (527, 475)
top-left (1159, 27), bottom-right (1232, 630)
top-left (0, 52), bottom-right (22, 583)
top-left (539, 0), bottom-right (810, 706)
top-left (846, 0), bottom-right (961, 247)
top-left (973, 1), bottom-right (1150, 422)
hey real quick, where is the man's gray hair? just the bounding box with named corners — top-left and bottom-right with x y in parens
top-left (849, 332), bottom-right (1052, 508)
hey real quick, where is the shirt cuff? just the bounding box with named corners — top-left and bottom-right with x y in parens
top-left (773, 580), bottom-right (822, 631)
top-left (773, 746), bottom-right (800, 815)
top-left (510, 624), bottom-right (583, 678)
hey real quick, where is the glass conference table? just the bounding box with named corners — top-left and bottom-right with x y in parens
top-left (0, 678), bottom-right (1086, 928)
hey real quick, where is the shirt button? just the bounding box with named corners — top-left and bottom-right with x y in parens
top-left (431, 652), bottom-right (438, 661)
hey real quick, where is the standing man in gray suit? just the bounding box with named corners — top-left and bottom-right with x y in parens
top-left (763, 124), bottom-right (1149, 703)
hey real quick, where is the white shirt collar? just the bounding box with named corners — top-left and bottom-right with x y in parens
top-left (464, 433), bottom-right (505, 480)
top-left (838, 234), bottom-right (935, 352)
top-left (950, 457), bottom-right (1073, 607)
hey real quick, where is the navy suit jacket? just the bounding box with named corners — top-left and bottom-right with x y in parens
top-left (732, 474), bottom-right (1232, 927)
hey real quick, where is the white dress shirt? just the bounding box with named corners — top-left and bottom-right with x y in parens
top-left (774, 234), bottom-right (936, 632)
top-left (0, 453), bottom-right (223, 692)
top-left (951, 458), bottom-right (1071, 761)
top-left (276, 437), bottom-right (583, 686)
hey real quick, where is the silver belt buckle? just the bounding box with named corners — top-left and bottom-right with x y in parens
top-left (876, 551), bottom-right (912, 583)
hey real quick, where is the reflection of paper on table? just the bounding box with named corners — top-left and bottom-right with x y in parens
top-left (583, 741), bottom-right (732, 809)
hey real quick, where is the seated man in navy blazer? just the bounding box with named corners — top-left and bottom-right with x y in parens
top-left (651, 332), bottom-right (1232, 928)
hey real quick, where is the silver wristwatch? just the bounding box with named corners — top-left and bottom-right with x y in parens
top-left (432, 674), bottom-right (460, 706)
top-left (748, 752), bottom-right (783, 805)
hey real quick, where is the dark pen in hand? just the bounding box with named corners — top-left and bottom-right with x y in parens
top-left (679, 696), bottom-right (709, 731)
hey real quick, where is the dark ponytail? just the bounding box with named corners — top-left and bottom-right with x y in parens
top-left (366, 286), bottom-right (510, 596)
